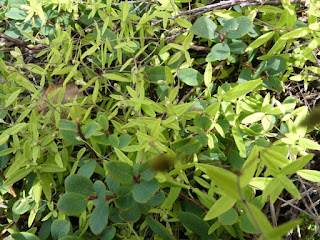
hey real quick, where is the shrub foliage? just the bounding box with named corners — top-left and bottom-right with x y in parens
top-left (0, 0), bottom-right (320, 239)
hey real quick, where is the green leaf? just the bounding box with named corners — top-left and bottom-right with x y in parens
top-left (229, 40), bottom-right (247, 54)
top-left (51, 220), bottom-right (70, 240)
top-left (100, 227), bottom-right (116, 240)
top-left (4, 27), bottom-right (20, 39)
top-left (171, 138), bottom-right (202, 155)
top-left (107, 161), bottom-right (133, 184)
top-left (245, 203), bottom-right (272, 235)
top-left (60, 130), bottom-right (83, 145)
top-left (146, 216), bottom-right (176, 240)
top-left (114, 148), bottom-right (132, 165)
top-left (281, 154), bottom-right (313, 175)
top-left (146, 66), bottom-right (166, 83)
top-left (9, 73), bottom-right (37, 93)
top-left (267, 220), bottom-right (301, 239)
top-left (280, 27), bottom-right (310, 40)
top-left (194, 115), bottom-right (211, 130)
top-left (299, 138), bottom-right (320, 150)
top-left (39, 163), bottom-right (66, 173)
top-left (298, 169), bottom-right (320, 182)
top-left (133, 179), bottom-right (159, 203)
top-left (89, 202), bottom-right (109, 235)
top-left (78, 161), bottom-right (96, 178)
top-left (241, 112), bottom-right (265, 124)
top-left (240, 146), bottom-right (259, 187)
top-left (205, 195), bottom-right (236, 220)
top-left (263, 56), bottom-right (286, 76)
top-left (58, 120), bottom-right (78, 131)
top-left (222, 80), bottom-right (262, 101)
top-left (13, 198), bottom-right (31, 215)
top-left (239, 213), bottom-right (259, 233)
top-left (3, 123), bottom-right (27, 135)
top-left (5, 7), bottom-right (26, 20)
top-left (11, 233), bottom-right (40, 240)
top-left (210, 43), bottom-right (230, 60)
top-left (5, 89), bottom-right (21, 108)
top-left (65, 174), bottom-right (95, 197)
top-left (204, 102), bottom-right (220, 118)
top-left (4, 168), bottom-right (33, 186)
top-left (59, 237), bottom-right (82, 240)
top-left (260, 148), bottom-right (289, 173)
top-left (190, 16), bottom-right (217, 40)
top-left (147, 191), bottom-right (165, 207)
top-left (246, 31), bottom-right (275, 52)
top-left (161, 187), bottom-right (181, 210)
top-left (278, 176), bottom-right (300, 199)
top-left (92, 181), bottom-right (106, 206)
top-left (85, 122), bottom-right (99, 139)
top-left (57, 192), bottom-right (87, 216)
top-left (177, 212), bottom-right (211, 237)
top-left (115, 192), bottom-right (135, 210)
top-left (119, 205), bottom-right (141, 222)
top-left (197, 163), bottom-right (240, 199)
top-left (232, 126), bottom-right (246, 158)
top-left (262, 178), bottom-right (283, 203)
top-left (221, 16), bottom-right (252, 39)
top-left (178, 68), bottom-right (203, 86)
top-left (218, 208), bottom-right (238, 225)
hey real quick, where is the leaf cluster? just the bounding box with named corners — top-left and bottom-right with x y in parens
top-left (0, 0), bottom-right (320, 240)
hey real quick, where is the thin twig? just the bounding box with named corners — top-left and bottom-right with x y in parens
top-left (152, 0), bottom-right (305, 27)
top-left (179, 191), bottom-right (208, 212)
top-left (0, 221), bottom-right (15, 238)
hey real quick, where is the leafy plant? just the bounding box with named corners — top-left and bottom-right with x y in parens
top-left (0, 0), bottom-right (320, 239)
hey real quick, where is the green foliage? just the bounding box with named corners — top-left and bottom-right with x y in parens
top-left (1, 0), bottom-right (320, 239)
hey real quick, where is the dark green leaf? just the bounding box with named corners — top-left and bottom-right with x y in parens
top-left (115, 192), bottom-right (135, 210)
top-left (118, 135), bottom-right (132, 149)
top-left (119, 205), bottom-right (141, 222)
top-left (218, 208), bottom-right (239, 225)
top-left (177, 212), bottom-right (211, 237)
top-left (59, 237), bottom-right (82, 240)
top-left (100, 227), bottom-right (116, 240)
top-left (78, 161), bottom-right (96, 178)
top-left (85, 122), bottom-right (99, 139)
top-left (107, 161), bottom-right (133, 184)
top-left (263, 56), bottom-right (286, 76)
top-left (190, 16), bottom-right (217, 40)
top-left (58, 120), bottom-right (78, 131)
top-left (133, 179), bottom-right (159, 203)
top-left (229, 40), bottom-right (247, 54)
top-left (65, 174), bottom-right (95, 197)
top-left (222, 16), bottom-right (252, 39)
top-left (93, 180), bottom-right (106, 206)
top-left (194, 115), bottom-right (212, 130)
top-left (147, 191), bottom-right (165, 207)
top-left (146, 216), bottom-right (176, 240)
top-left (51, 220), bottom-right (70, 240)
top-left (60, 130), bottom-right (83, 145)
top-left (5, 7), bottom-right (26, 20)
top-left (239, 214), bottom-right (259, 233)
top-left (58, 193), bottom-right (87, 216)
top-left (146, 66), bottom-right (166, 83)
top-left (178, 68), bottom-right (203, 86)
top-left (210, 43), bottom-right (230, 60)
top-left (89, 202), bottom-right (109, 235)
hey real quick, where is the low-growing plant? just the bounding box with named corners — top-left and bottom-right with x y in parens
top-left (0, 0), bottom-right (320, 239)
